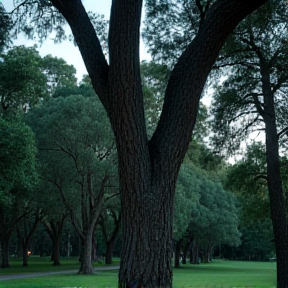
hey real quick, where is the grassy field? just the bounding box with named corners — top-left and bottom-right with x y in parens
top-left (0, 258), bottom-right (276, 288)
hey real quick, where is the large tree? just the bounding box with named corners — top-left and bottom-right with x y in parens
top-left (10, 0), bottom-right (268, 286)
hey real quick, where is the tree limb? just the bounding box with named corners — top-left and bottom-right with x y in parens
top-left (50, 0), bottom-right (109, 109)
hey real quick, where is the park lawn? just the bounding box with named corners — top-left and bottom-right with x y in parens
top-left (173, 260), bottom-right (276, 288)
top-left (0, 260), bottom-right (276, 288)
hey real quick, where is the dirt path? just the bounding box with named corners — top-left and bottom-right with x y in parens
top-left (0, 265), bottom-right (119, 281)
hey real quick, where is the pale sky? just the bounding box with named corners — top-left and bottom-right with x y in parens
top-left (2, 0), bottom-right (150, 81)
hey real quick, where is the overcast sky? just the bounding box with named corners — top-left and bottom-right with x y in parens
top-left (2, 0), bottom-right (150, 80)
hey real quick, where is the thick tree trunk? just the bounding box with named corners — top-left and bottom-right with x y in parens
top-left (52, 235), bottom-right (61, 266)
top-left (0, 237), bottom-right (10, 268)
top-left (118, 180), bottom-right (174, 287)
top-left (78, 230), bottom-right (93, 274)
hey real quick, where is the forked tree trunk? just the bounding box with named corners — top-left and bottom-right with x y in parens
top-left (50, 0), bottom-right (269, 286)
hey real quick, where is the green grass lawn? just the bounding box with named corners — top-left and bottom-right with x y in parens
top-left (0, 258), bottom-right (276, 288)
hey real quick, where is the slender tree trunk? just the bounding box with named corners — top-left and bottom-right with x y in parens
top-left (265, 121), bottom-right (288, 288)
top-left (0, 237), bottom-right (10, 268)
top-left (105, 239), bottom-right (115, 265)
top-left (259, 56), bottom-right (288, 288)
top-left (182, 236), bottom-right (193, 264)
top-left (190, 239), bottom-right (199, 264)
top-left (174, 239), bottom-right (182, 268)
top-left (203, 243), bottom-right (213, 263)
top-left (22, 246), bottom-right (28, 267)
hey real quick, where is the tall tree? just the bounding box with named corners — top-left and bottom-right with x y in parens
top-left (0, 118), bottom-right (37, 268)
top-left (26, 95), bottom-right (116, 274)
top-left (210, 2), bottom-right (288, 287)
top-left (10, 0), bottom-right (268, 286)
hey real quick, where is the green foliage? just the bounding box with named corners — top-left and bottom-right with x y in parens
top-left (143, 0), bottom-right (215, 67)
top-left (0, 118), bottom-right (37, 199)
top-left (11, 0), bottom-right (108, 49)
top-left (25, 94), bottom-right (117, 248)
top-left (0, 4), bottom-right (13, 52)
top-left (238, 219), bottom-right (275, 261)
top-left (41, 55), bottom-right (77, 95)
top-left (173, 165), bottom-right (199, 239)
top-left (210, 0), bottom-right (288, 154)
top-left (141, 61), bottom-right (170, 137)
top-left (0, 46), bottom-right (48, 117)
top-left (174, 161), bottom-right (240, 250)
top-left (189, 172), bottom-right (241, 248)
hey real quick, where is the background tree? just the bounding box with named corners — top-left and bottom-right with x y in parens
top-left (41, 54), bottom-right (77, 96)
top-left (0, 46), bottom-right (48, 117)
top-left (99, 205), bottom-right (121, 265)
top-left (26, 94), bottom-right (117, 274)
top-left (0, 118), bottom-right (37, 268)
top-left (210, 2), bottom-right (288, 285)
top-left (9, 0), bottom-right (268, 286)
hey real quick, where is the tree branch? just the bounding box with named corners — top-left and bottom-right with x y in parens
top-left (278, 127), bottom-right (288, 139)
top-left (50, 0), bottom-right (109, 109)
top-left (150, 0), bottom-right (268, 167)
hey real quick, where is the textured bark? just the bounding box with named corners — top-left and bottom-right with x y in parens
top-left (78, 231), bottom-right (93, 274)
top-left (49, 0), bottom-right (269, 286)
